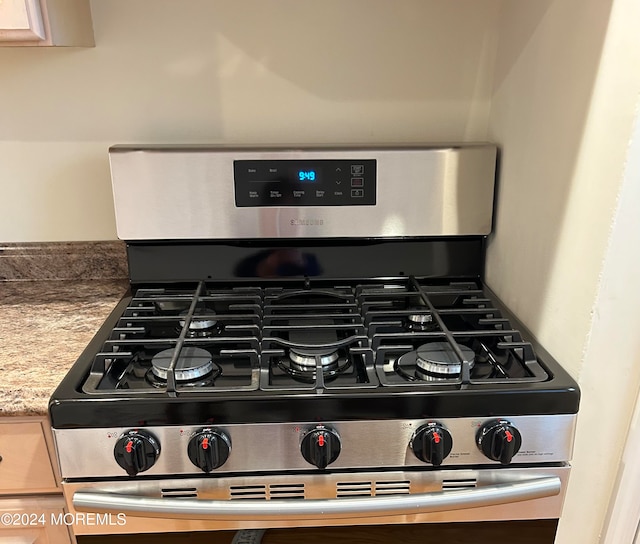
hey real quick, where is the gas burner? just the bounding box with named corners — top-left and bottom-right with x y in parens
top-left (404, 307), bottom-right (438, 332)
top-left (282, 319), bottom-right (344, 376)
top-left (178, 309), bottom-right (220, 338)
top-left (148, 347), bottom-right (220, 384)
top-left (277, 349), bottom-right (352, 384)
top-left (394, 341), bottom-right (475, 382)
top-left (415, 341), bottom-right (475, 379)
top-left (289, 347), bottom-right (340, 372)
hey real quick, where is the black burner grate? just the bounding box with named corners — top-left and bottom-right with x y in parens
top-left (357, 278), bottom-right (549, 387)
top-left (261, 286), bottom-right (375, 390)
top-left (81, 284), bottom-right (261, 395)
top-left (79, 278), bottom-right (550, 397)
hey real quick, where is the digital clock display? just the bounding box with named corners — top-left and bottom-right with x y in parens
top-left (298, 170), bottom-right (317, 182)
top-left (234, 158), bottom-right (376, 207)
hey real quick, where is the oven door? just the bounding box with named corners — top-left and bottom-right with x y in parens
top-left (64, 466), bottom-right (570, 535)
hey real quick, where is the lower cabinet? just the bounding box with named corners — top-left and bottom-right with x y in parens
top-left (0, 416), bottom-right (72, 543)
top-left (0, 496), bottom-right (72, 543)
top-left (0, 420), bottom-right (58, 494)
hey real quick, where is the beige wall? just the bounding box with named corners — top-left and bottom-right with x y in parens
top-left (486, 0), bottom-right (640, 542)
top-left (592, 110), bottom-right (640, 544)
top-left (0, 0), bottom-right (500, 242)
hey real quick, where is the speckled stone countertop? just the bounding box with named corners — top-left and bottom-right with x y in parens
top-left (0, 241), bottom-right (128, 281)
top-left (0, 279), bottom-right (129, 417)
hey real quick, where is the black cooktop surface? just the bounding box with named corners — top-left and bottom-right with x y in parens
top-left (49, 278), bottom-right (580, 428)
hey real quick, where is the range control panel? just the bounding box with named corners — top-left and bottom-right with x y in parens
top-left (54, 414), bottom-right (576, 479)
top-left (234, 159), bottom-right (377, 207)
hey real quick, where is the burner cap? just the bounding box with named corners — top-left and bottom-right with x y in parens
top-left (151, 347), bottom-right (214, 381)
top-left (179, 309), bottom-right (217, 331)
top-left (289, 348), bottom-right (340, 371)
top-left (415, 341), bottom-right (475, 377)
top-left (405, 306), bottom-right (438, 332)
top-left (407, 312), bottom-right (434, 324)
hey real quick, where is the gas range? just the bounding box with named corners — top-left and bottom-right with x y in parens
top-left (49, 144), bottom-right (580, 534)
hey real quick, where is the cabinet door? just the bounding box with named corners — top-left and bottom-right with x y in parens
top-left (0, 0), bottom-right (94, 46)
top-left (0, 421), bottom-right (58, 494)
top-left (0, 497), bottom-right (72, 544)
top-left (0, 0), bottom-right (45, 41)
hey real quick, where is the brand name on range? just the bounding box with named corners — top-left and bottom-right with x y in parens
top-left (290, 219), bottom-right (325, 226)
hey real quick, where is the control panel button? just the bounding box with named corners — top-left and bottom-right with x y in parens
top-left (351, 189), bottom-right (364, 198)
top-left (351, 164), bottom-right (364, 175)
top-left (351, 178), bottom-right (364, 187)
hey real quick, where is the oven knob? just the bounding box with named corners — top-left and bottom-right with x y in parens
top-left (411, 423), bottom-right (453, 466)
top-left (477, 419), bottom-right (522, 465)
top-left (187, 429), bottom-right (231, 472)
top-left (300, 426), bottom-right (341, 469)
top-left (114, 430), bottom-right (160, 477)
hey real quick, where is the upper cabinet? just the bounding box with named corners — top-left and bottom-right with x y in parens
top-left (0, 0), bottom-right (94, 46)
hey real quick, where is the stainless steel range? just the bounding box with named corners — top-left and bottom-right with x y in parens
top-left (49, 144), bottom-right (580, 536)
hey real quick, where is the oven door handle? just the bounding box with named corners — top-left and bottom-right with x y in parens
top-left (73, 476), bottom-right (561, 520)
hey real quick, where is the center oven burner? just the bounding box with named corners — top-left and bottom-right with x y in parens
top-left (277, 319), bottom-right (352, 381)
top-left (150, 347), bottom-right (218, 382)
top-left (277, 350), bottom-right (351, 383)
top-left (289, 347), bottom-right (340, 371)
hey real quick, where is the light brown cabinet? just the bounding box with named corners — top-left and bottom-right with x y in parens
top-left (0, 421), bottom-right (58, 494)
top-left (0, 496), bottom-right (72, 543)
top-left (0, 0), bottom-right (93, 46)
top-left (0, 417), bottom-right (72, 543)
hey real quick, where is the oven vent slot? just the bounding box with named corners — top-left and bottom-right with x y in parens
top-left (229, 484), bottom-right (306, 500)
top-left (161, 487), bottom-right (198, 499)
top-left (375, 480), bottom-right (411, 495)
top-left (268, 483), bottom-right (306, 500)
top-left (336, 481), bottom-right (373, 497)
top-left (442, 478), bottom-right (477, 491)
top-left (230, 484), bottom-right (267, 500)
top-left (337, 480), bottom-right (411, 497)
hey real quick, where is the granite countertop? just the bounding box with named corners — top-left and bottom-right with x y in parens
top-left (0, 279), bottom-right (129, 417)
